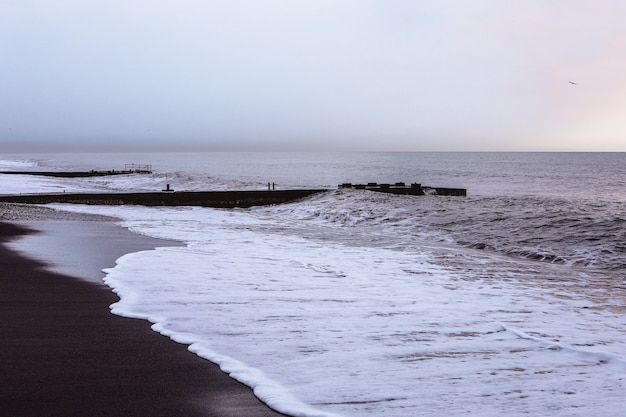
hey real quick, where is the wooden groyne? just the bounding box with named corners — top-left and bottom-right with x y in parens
top-left (0, 190), bottom-right (326, 208)
top-left (339, 182), bottom-right (466, 197)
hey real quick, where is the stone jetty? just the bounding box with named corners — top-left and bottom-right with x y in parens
top-left (0, 164), bottom-right (153, 178)
top-left (0, 190), bottom-right (326, 208)
top-left (339, 182), bottom-right (466, 196)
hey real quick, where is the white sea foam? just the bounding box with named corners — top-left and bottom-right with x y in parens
top-left (52, 202), bottom-right (626, 417)
top-left (0, 159), bottom-right (38, 169)
top-left (0, 173), bottom-right (66, 195)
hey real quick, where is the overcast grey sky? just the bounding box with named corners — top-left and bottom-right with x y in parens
top-left (2, 1), bottom-right (626, 152)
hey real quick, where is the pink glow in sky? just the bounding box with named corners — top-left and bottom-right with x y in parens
top-left (1, 1), bottom-right (625, 151)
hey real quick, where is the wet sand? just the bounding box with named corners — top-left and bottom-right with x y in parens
top-left (0, 206), bottom-right (286, 417)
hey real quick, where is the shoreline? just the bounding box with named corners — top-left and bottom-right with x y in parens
top-left (0, 205), bottom-right (286, 417)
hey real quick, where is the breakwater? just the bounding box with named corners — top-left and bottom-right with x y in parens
top-left (0, 190), bottom-right (326, 208)
top-left (0, 164), bottom-right (153, 178)
top-left (339, 182), bottom-right (467, 196)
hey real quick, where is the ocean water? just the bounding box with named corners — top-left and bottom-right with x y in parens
top-left (1, 152), bottom-right (625, 416)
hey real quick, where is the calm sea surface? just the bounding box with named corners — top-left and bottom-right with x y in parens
top-left (2, 152), bottom-right (625, 416)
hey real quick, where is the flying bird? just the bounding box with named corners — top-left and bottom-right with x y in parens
top-left (568, 81), bottom-right (577, 85)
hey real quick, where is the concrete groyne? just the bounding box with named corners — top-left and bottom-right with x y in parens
top-left (0, 190), bottom-right (326, 208)
top-left (0, 164), bottom-right (153, 178)
top-left (339, 182), bottom-right (467, 197)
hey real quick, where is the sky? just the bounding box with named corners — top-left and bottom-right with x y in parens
top-left (1, 0), bottom-right (626, 152)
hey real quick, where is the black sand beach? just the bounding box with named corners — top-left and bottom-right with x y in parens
top-left (0, 205), bottom-right (286, 417)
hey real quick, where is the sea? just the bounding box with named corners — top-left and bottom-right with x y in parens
top-left (1, 152), bottom-right (625, 417)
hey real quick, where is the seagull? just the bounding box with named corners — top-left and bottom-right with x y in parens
top-left (568, 81), bottom-right (577, 85)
